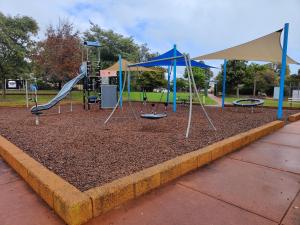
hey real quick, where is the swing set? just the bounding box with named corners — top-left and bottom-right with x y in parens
top-left (104, 46), bottom-right (217, 138)
top-left (140, 87), bottom-right (168, 119)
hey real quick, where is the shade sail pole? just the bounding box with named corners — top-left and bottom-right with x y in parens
top-left (277, 23), bottom-right (289, 120)
top-left (118, 55), bottom-right (123, 108)
top-left (173, 44), bottom-right (177, 112)
top-left (222, 59), bottom-right (227, 109)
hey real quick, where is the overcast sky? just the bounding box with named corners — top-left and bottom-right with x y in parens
top-left (1, 0), bottom-right (299, 75)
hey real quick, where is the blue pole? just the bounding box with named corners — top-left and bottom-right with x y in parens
top-left (173, 45), bottom-right (177, 112)
top-left (167, 65), bottom-right (171, 104)
top-left (222, 59), bottom-right (227, 109)
top-left (118, 54), bottom-right (123, 108)
top-left (277, 23), bottom-right (289, 120)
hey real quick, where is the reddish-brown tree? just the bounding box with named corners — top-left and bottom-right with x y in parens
top-left (34, 20), bottom-right (81, 88)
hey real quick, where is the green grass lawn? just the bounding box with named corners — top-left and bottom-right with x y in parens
top-left (225, 96), bottom-right (300, 108)
top-left (0, 91), bottom-right (217, 107)
top-left (0, 91), bottom-right (83, 107)
top-left (122, 91), bottom-right (216, 105)
top-left (2, 89), bottom-right (59, 94)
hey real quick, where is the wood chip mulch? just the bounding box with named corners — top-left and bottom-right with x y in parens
top-left (0, 103), bottom-right (297, 191)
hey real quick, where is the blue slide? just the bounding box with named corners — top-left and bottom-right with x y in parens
top-left (31, 70), bottom-right (86, 114)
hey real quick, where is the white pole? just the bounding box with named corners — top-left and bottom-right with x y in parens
top-left (58, 103), bottom-right (61, 114)
top-left (35, 115), bottom-right (39, 125)
top-left (184, 55), bottom-right (193, 138)
top-left (187, 55), bottom-right (216, 131)
top-left (70, 93), bottom-right (73, 112)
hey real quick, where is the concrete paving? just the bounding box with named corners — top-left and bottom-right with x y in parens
top-left (1, 121), bottom-right (300, 225)
top-left (0, 159), bottom-right (62, 225)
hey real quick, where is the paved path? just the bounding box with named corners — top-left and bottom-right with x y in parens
top-left (0, 158), bottom-right (62, 225)
top-left (208, 93), bottom-right (222, 106)
top-left (1, 121), bottom-right (300, 225)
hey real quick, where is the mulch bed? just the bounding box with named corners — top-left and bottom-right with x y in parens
top-left (0, 103), bottom-right (297, 191)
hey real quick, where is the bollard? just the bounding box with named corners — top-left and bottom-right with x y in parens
top-left (35, 115), bottom-right (39, 126)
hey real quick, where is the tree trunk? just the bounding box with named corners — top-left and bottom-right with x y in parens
top-left (1, 76), bottom-right (6, 98)
top-left (0, 63), bottom-right (7, 98)
top-left (253, 75), bottom-right (257, 97)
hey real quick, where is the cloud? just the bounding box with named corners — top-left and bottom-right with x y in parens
top-left (1, 0), bottom-right (300, 74)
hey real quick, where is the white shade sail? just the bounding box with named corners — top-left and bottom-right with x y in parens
top-left (105, 59), bottom-right (159, 72)
top-left (193, 29), bottom-right (299, 64)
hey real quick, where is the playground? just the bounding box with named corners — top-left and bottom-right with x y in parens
top-left (1, 8), bottom-right (300, 224)
top-left (0, 103), bottom-right (297, 191)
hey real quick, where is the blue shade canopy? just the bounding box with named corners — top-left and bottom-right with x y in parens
top-left (84, 40), bottom-right (100, 47)
top-left (129, 48), bottom-right (215, 69)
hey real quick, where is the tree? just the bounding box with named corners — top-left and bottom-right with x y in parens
top-left (183, 60), bottom-right (213, 93)
top-left (176, 78), bottom-right (188, 92)
top-left (136, 71), bottom-right (166, 92)
top-left (215, 61), bottom-right (288, 97)
top-left (268, 63), bottom-right (290, 76)
top-left (83, 23), bottom-right (158, 68)
top-left (84, 23), bottom-right (162, 91)
top-left (84, 24), bottom-right (141, 70)
top-left (216, 60), bottom-right (248, 95)
top-left (139, 43), bottom-right (158, 62)
top-left (286, 70), bottom-right (300, 95)
top-left (34, 19), bottom-right (81, 88)
top-left (254, 66), bottom-right (277, 96)
top-left (0, 12), bottom-right (38, 96)
top-left (246, 63), bottom-right (268, 96)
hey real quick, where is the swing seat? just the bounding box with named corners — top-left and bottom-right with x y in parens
top-left (140, 113), bottom-right (167, 119)
top-left (88, 96), bottom-right (98, 103)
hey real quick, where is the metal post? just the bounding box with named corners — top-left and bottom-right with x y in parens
top-left (167, 65), bottom-right (171, 104)
top-left (58, 103), bottom-right (61, 114)
top-left (119, 55), bottom-right (123, 108)
top-left (173, 45), bottom-right (177, 112)
top-left (205, 77), bottom-right (209, 97)
top-left (34, 78), bottom-right (38, 103)
top-left (222, 59), bottom-right (227, 109)
top-left (70, 92), bottom-right (73, 112)
top-left (277, 23), bottom-right (289, 120)
top-left (87, 77), bottom-right (90, 110)
top-left (83, 77), bottom-right (86, 110)
top-left (35, 115), bottom-right (39, 126)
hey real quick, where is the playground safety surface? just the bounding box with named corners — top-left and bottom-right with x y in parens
top-left (0, 103), bottom-right (298, 191)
